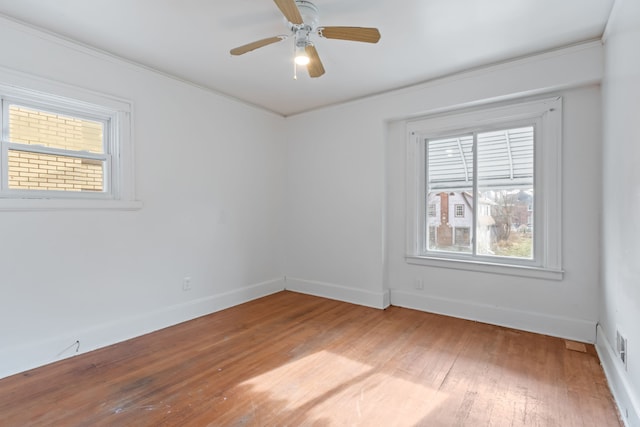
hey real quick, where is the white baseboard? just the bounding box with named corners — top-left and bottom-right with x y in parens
top-left (0, 277), bottom-right (286, 380)
top-left (596, 324), bottom-right (640, 427)
top-left (285, 277), bottom-right (390, 309)
top-left (390, 289), bottom-right (596, 343)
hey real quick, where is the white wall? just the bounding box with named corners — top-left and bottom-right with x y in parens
top-left (283, 102), bottom-right (389, 308)
top-left (0, 18), bottom-right (287, 378)
top-left (285, 42), bottom-right (604, 340)
top-left (599, 0), bottom-right (640, 424)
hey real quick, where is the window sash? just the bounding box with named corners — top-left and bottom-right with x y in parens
top-left (5, 102), bottom-right (107, 154)
top-left (422, 121), bottom-right (537, 266)
top-left (4, 145), bottom-right (110, 193)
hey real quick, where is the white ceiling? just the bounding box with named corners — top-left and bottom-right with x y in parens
top-left (0, 0), bottom-right (614, 116)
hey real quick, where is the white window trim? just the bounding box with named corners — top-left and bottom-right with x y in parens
top-left (405, 96), bottom-right (563, 280)
top-left (0, 67), bottom-right (141, 211)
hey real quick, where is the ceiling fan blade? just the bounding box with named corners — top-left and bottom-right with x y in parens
top-left (273, 0), bottom-right (303, 25)
top-left (230, 36), bottom-right (286, 55)
top-left (305, 45), bottom-right (325, 78)
top-left (317, 26), bottom-right (381, 43)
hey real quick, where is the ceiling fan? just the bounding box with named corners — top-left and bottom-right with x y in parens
top-left (229, 0), bottom-right (381, 78)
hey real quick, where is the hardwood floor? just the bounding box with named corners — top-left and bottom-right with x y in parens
top-left (0, 291), bottom-right (621, 426)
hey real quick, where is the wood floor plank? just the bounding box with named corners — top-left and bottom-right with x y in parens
top-left (0, 291), bottom-right (622, 426)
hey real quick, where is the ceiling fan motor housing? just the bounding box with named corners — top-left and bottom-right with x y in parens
top-left (291, 0), bottom-right (319, 48)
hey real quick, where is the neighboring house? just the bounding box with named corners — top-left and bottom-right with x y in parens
top-left (427, 191), bottom-right (495, 252)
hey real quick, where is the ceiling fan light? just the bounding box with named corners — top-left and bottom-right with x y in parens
top-left (294, 44), bottom-right (310, 65)
top-left (295, 54), bottom-right (310, 65)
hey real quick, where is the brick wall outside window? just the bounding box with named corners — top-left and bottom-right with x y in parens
top-left (7, 106), bottom-right (104, 192)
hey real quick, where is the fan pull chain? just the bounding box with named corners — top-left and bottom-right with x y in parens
top-left (293, 42), bottom-right (298, 80)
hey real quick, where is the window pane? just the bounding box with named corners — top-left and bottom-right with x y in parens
top-left (8, 150), bottom-right (104, 192)
top-left (426, 135), bottom-right (473, 253)
top-left (8, 105), bottom-right (104, 154)
top-left (476, 126), bottom-right (534, 259)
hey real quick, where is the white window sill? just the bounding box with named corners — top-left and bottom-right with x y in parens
top-left (0, 198), bottom-right (143, 211)
top-left (405, 255), bottom-right (564, 281)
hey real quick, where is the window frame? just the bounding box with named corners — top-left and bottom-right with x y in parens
top-left (405, 97), bottom-right (563, 280)
top-left (1, 98), bottom-right (115, 198)
top-left (0, 72), bottom-right (139, 211)
top-left (454, 204), bottom-right (465, 218)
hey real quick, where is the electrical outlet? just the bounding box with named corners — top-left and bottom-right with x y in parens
top-left (414, 278), bottom-right (423, 290)
top-left (616, 330), bottom-right (628, 369)
top-left (182, 277), bottom-right (192, 291)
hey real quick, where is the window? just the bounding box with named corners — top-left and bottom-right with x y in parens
top-left (405, 97), bottom-right (563, 280)
top-left (426, 126), bottom-right (534, 258)
top-left (4, 104), bottom-right (107, 193)
top-left (0, 76), bottom-right (137, 210)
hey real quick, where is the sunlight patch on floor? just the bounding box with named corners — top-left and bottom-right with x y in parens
top-left (241, 350), bottom-right (447, 424)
